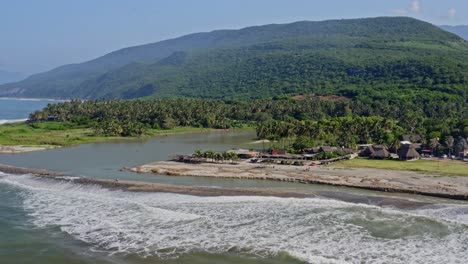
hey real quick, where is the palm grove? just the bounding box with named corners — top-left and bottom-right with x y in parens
top-left (29, 95), bottom-right (467, 155)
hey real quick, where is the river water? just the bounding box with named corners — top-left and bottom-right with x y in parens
top-left (0, 100), bottom-right (467, 263)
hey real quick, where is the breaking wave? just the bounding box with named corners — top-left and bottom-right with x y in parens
top-left (1, 174), bottom-right (467, 264)
top-left (0, 118), bottom-right (28, 125)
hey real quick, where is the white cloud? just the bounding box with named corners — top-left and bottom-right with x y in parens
top-left (448, 8), bottom-right (456, 19)
top-left (409, 0), bottom-right (421, 14)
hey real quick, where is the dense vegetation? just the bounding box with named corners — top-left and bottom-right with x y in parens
top-left (1, 17), bottom-right (467, 103)
top-left (0, 121), bottom-right (206, 146)
top-left (28, 98), bottom-right (467, 154)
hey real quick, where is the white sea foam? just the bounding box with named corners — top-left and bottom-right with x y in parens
top-left (1, 175), bottom-right (467, 264)
top-left (0, 118), bottom-right (28, 125)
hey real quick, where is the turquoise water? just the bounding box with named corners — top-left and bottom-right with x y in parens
top-left (1, 101), bottom-right (468, 263)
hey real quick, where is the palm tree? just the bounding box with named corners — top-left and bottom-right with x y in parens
top-left (390, 138), bottom-right (401, 153)
top-left (206, 150), bottom-right (216, 162)
top-left (193, 149), bottom-right (203, 159)
top-left (213, 152), bottom-right (223, 163)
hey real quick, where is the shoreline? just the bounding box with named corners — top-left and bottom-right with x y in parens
top-left (0, 124), bottom-right (249, 153)
top-left (0, 163), bottom-right (322, 198)
top-left (0, 145), bottom-right (60, 154)
top-left (0, 163), bottom-right (439, 208)
top-left (130, 160), bottom-right (468, 200)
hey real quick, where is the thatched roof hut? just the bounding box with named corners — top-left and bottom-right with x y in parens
top-left (369, 145), bottom-right (390, 159)
top-left (398, 144), bottom-right (420, 160)
top-left (360, 145), bottom-right (390, 159)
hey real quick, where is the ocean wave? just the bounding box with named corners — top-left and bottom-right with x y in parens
top-left (0, 118), bottom-right (28, 125)
top-left (1, 175), bottom-right (467, 264)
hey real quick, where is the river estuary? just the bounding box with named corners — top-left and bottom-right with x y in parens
top-left (0, 99), bottom-right (467, 263)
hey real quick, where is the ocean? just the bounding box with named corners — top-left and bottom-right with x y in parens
top-left (0, 98), bottom-right (61, 124)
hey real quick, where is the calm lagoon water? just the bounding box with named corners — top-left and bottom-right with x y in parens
top-left (1, 100), bottom-right (467, 264)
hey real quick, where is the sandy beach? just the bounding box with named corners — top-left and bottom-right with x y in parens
top-left (0, 145), bottom-right (58, 154)
top-left (130, 160), bottom-right (468, 200)
top-left (0, 163), bottom-right (438, 208)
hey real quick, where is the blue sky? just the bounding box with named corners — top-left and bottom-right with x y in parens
top-left (1, 0), bottom-right (467, 75)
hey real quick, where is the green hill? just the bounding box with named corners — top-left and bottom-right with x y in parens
top-left (1, 17), bottom-right (467, 102)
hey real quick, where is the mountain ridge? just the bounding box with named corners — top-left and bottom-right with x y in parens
top-left (0, 16), bottom-right (466, 100)
top-left (440, 25), bottom-right (468, 41)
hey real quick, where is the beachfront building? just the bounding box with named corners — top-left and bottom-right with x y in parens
top-left (360, 145), bottom-right (390, 159)
top-left (397, 144), bottom-right (421, 161)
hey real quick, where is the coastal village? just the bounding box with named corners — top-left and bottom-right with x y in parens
top-left (131, 133), bottom-right (468, 200)
top-left (173, 134), bottom-right (468, 166)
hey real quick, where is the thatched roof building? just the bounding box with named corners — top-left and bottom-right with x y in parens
top-left (369, 145), bottom-right (390, 159)
top-left (398, 144), bottom-right (420, 160)
top-left (360, 145), bottom-right (390, 159)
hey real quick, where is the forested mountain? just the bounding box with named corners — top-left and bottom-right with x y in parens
top-left (0, 17), bottom-right (467, 101)
top-left (440, 25), bottom-right (468, 41)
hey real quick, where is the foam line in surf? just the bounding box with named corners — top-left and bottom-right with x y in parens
top-left (0, 175), bottom-right (467, 263)
top-left (0, 118), bottom-right (28, 125)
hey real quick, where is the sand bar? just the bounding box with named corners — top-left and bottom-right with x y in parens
top-left (130, 160), bottom-right (468, 200)
top-left (0, 145), bottom-right (59, 154)
top-left (0, 163), bottom-right (438, 208)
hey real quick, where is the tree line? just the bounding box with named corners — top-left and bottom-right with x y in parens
top-left (28, 97), bottom-right (467, 150)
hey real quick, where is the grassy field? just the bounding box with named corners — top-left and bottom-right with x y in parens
top-left (334, 158), bottom-right (468, 176)
top-left (0, 122), bottom-right (213, 147)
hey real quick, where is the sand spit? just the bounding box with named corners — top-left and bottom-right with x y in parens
top-left (0, 163), bottom-right (63, 176)
top-left (0, 163), bottom-right (435, 209)
top-left (130, 161), bottom-right (468, 200)
top-left (0, 145), bottom-right (59, 154)
top-left (0, 163), bottom-right (316, 198)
